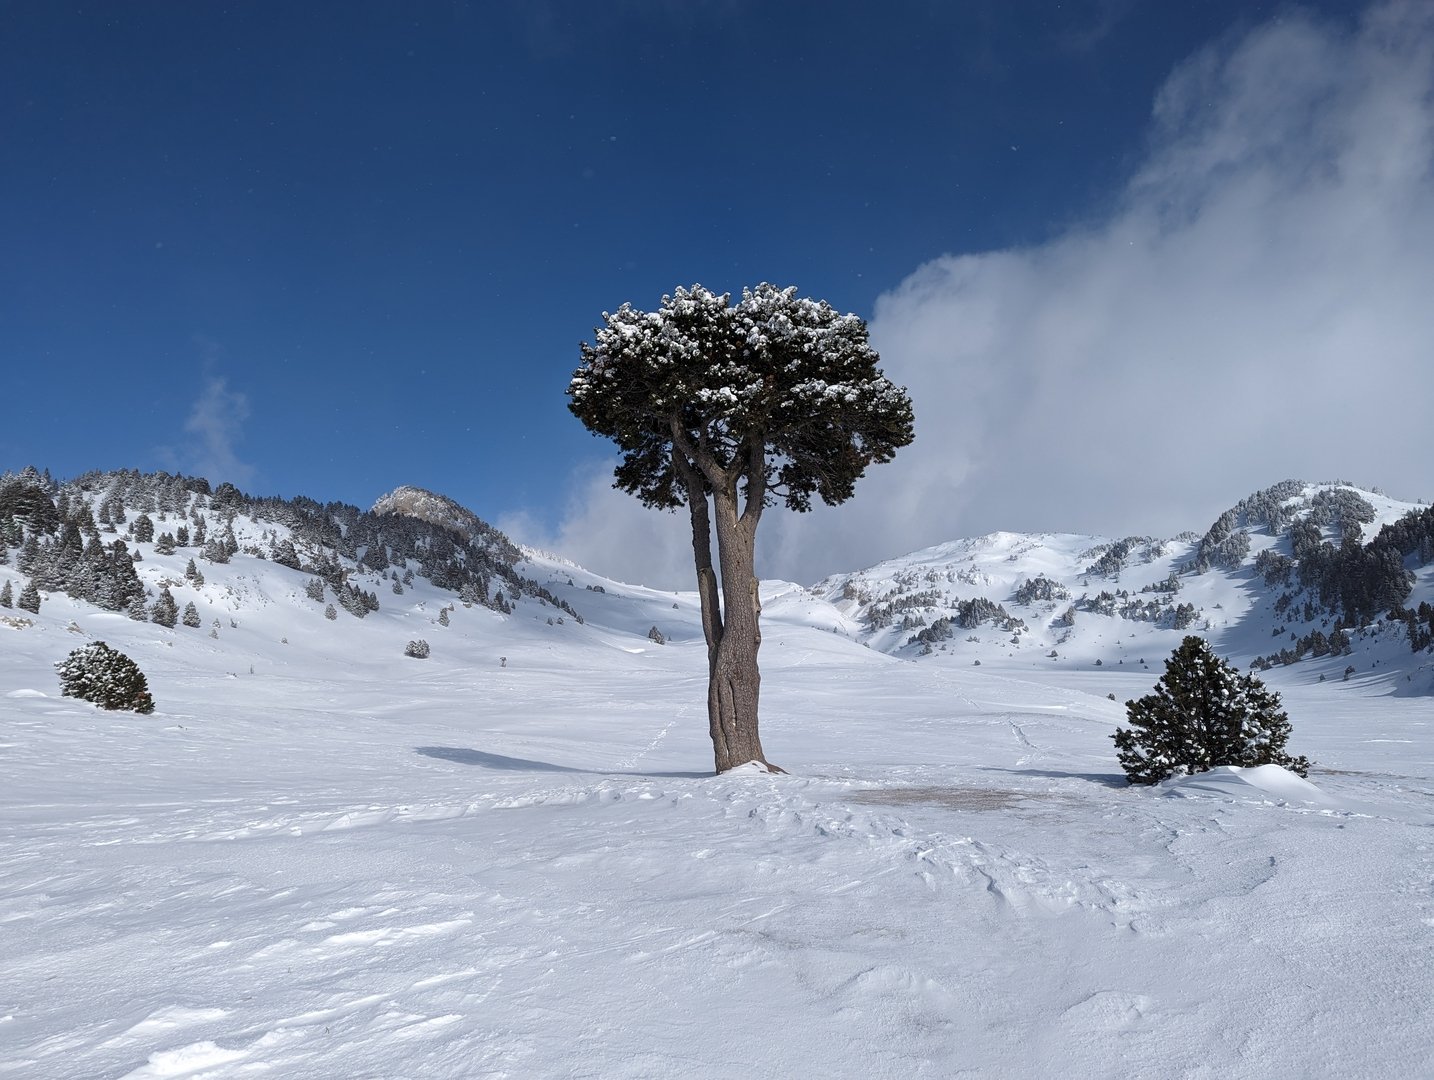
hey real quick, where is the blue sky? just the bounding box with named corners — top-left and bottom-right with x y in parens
top-left (4, 1), bottom-right (1432, 586)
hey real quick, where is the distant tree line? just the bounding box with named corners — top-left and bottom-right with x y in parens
top-left (1083, 537), bottom-right (1153, 579)
top-left (906, 598), bottom-right (1027, 648)
top-left (1187, 483), bottom-right (1433, 660)
top-left (0, 467), bottom-right (582, 625)
top-left (1076, 589), bottom-right (1199, 630)
top-left (1280, 503), bottom-right (1434, 633)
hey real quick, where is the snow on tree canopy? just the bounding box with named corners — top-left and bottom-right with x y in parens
top-left (569, 283), bottom-right (914, 515)
top-left (55, 641), bottom-right (155, 714)
top-left (570, 282), bottom-right (914, 774)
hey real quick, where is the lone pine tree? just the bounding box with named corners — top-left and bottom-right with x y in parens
top-left (569, 284), bottom-right (914, 773)
top-left (1113, 635), bottom-right (1310, 784)
top-left (56, 641), bottom-right (155, 714)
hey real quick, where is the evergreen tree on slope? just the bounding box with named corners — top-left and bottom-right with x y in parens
top-left (17, 578), bottom-right (41, 614)
top-left (151, 586), bottom-right (178, 628)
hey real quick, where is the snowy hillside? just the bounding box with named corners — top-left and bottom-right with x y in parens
top-left (3, 470), bottom-right (1433, 1078)
top-left (817, 480), bottom-right (1434, 694)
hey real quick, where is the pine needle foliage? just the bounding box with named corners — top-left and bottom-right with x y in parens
top-left (568, 283), bottom-right (914, 773)
top-left (1113, 635), bottom-right (1309, 784)
top-left (55, 641), bottom-right (155, 714)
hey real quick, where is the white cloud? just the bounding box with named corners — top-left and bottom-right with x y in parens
top-left (182, 375), bottom-right (256, 489)
top-left (544, 0), bottom-right (1434, 589)
top-left (499, 462), bottom-right (694, 590)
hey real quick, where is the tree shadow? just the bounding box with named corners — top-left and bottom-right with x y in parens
top-left (975, 765), bottom-right (1129, 789)
top-left (415, 746), bottom-right (709, 779)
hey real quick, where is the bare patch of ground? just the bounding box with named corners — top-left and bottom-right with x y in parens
top-left (848, 786), bottom-right (1061, 811)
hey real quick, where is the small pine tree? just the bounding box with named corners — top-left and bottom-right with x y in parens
top-left (127, 595), bottom-right (149, 621)
top-left (201, 537), bottom-right (229, 564)
top-left (132, 514), bottom-right (155, 544)
top-left (324, 603), bottom-right (337, 620)
top-left (0, 579), bottom-right (11, 608)
top-left (438, 607), bottom-right (450, 627)
top-left (647, 625), bottom-right (666, 645)
top-left (55, 641), bottom-right (155, 714)
top-left (184, 558), bottom-right (204, 586)
top-left (151, 586), bottom-right (178, 628)
top-left (17, 578), bottom-right (41, 613)
top-left (154, 532), bottom-right (176, 555)
top-left (1112, 636), bottom-right (1310, 784)
top-left (182, 601), bottom-right (201, 628)
top-left (271, 538), bottom-right (301, 569)
top-left (404, 639), bottom-right (430, 658)
top-left (305, 577), bottom-right (326, 603)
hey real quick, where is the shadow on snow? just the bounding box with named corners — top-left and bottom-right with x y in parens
top-left (415, 745), bottom-right (709, 779)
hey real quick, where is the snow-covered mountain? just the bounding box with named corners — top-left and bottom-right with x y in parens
top-left (2, 470), bottom-right (1431, 693)
top-left (4, 467), bottom-right (1433, 1077)
top-left (371, 483), bottom-right (519, 563)
top-left (816, 480), bottom-right (1434, 693)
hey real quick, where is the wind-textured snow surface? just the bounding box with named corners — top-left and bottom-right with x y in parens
top-left (3, 552), bottom-right (1433, 1077)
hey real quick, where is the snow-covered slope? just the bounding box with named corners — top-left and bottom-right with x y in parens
top-left (2, 472), bottom-right (1432, 1077)
top-left (816, 481), bottom-right (1434, 692)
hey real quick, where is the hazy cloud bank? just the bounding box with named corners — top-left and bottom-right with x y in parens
top-left (533, 1), bottom-right (1434, 589)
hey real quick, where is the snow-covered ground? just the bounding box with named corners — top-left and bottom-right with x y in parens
top-left (2, 552), bottom-right (1432, 1078)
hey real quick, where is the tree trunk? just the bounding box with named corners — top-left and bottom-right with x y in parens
top-left (672, 428), bottom-right (778, 774)
top-left (704, 480), bottom-right (778, 773)
top-left (674, 447), bottom-right (721, 678)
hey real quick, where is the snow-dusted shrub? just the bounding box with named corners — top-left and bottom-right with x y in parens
top-left (647, 625), bottom-right (666, 645)
top-left (56, 641), bottom-right (155, 714)
top-left (404, 639), bottom-right (430, 659)
top-left (1112, 636), bottom-right (1308, 785)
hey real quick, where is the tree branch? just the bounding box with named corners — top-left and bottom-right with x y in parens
top-left (739, 435), bottom-right (766, 532)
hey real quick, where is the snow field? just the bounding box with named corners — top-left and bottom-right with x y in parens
top-left (2, 557), bottom-right (1432, 1078)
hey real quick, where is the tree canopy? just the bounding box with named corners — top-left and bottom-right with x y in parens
top-left (570, 284), bottom-right (914, 773)
top-left (569, 284), bottom-right (914, 516)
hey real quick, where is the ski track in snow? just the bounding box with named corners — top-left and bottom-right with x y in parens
top-left (2, 548), bottom-right (1433, 1078)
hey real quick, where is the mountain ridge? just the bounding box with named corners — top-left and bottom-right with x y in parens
top-left (2, 468), bottom-right (1430, 692)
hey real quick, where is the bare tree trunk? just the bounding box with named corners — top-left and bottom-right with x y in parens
top-left (707, 484), bottom-right (772, 771)
top-left (672, 428), bottom-right (779, 774)
top-left (674, 448), bottom-right (721, 677)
